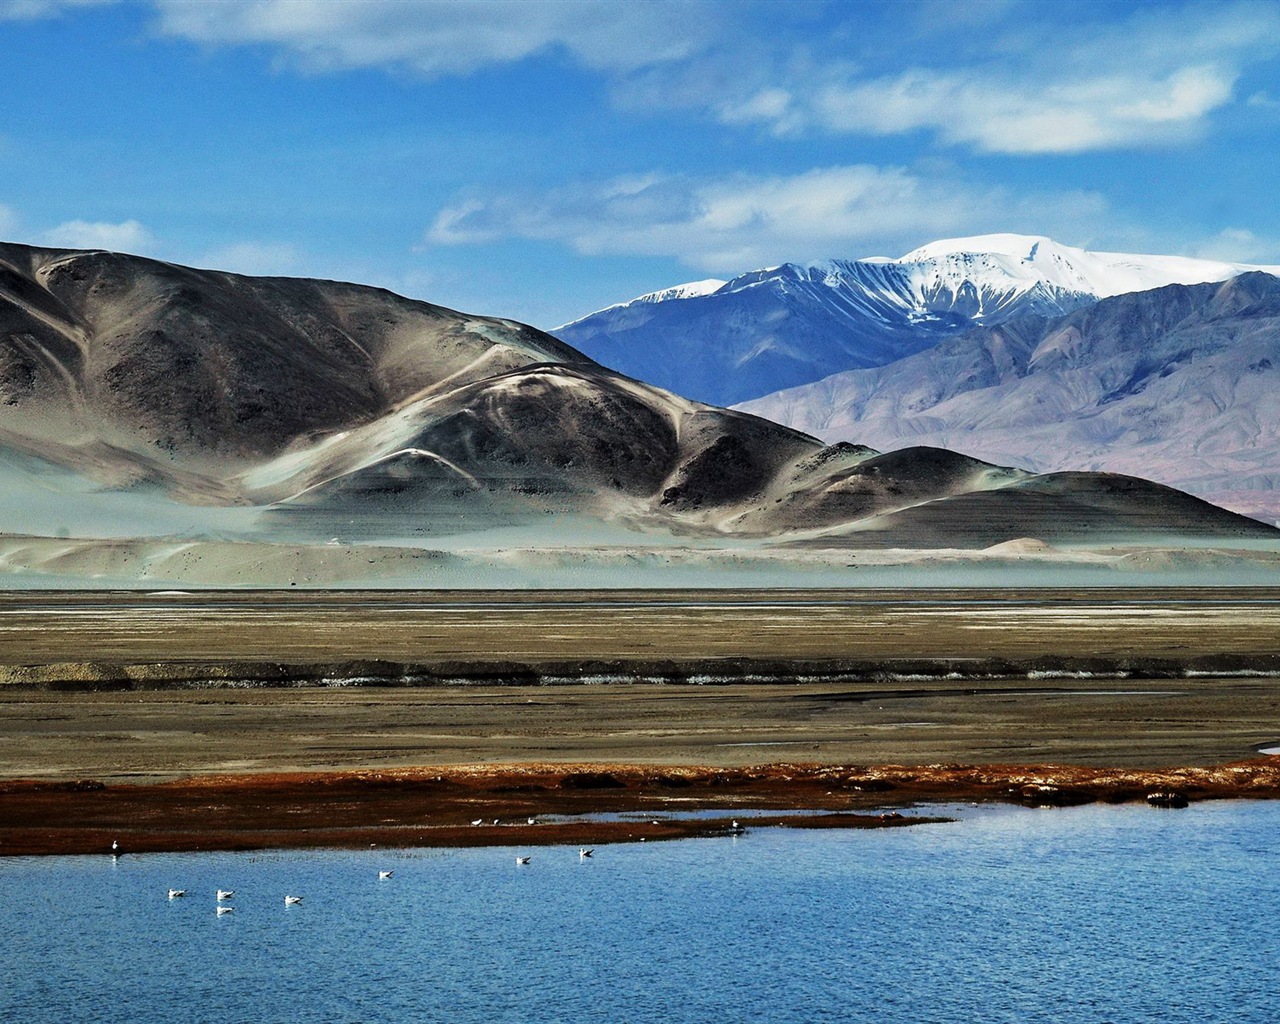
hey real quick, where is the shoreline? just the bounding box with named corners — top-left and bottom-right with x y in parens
top-left (3, 589), bottom-right (1279, 856)
top-left (4, 758), bottom-right (1279, 857)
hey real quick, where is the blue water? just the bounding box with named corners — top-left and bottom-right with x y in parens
top-left (4, 801), bottom-right (1279, 1023)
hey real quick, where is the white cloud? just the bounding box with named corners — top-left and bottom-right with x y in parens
top-left (699, 2), bottom-right (1280, 154)
top-left (20, 1), bottom-right (1273, 161)
top-left (152, 0), bottom-right (712, 76)
top-left (427, 165), bottom-right (1110, 272)
top-left (200, 241), bottom-right (302, 276)
top-left (0, 0), bottom-right (112, 19)
top-left (808, 65), bottom-right (1235, 155)
top-left (1188, 228), bottom-right (1280, 265)
top-left (0, 203), bottom-right (18, 237)
top-left (42, 219), bottom-right (155, 252)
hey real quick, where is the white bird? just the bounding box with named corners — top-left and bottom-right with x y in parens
top-left (216, 890), bottom-right (234, 901)
top-left (284, 895), bottom-right (303, 905)
top-left (579, 848), bottom-right (593, 859)
top-left (527, 817), bottom-right (538, 825)
top-left (515, 856), bottom-right (531, 866)
top-left (471, 819), bottom-right (483, 826)
top-left (111, 840), bottom-right (119, 853)
top-left (216, 906), bottom-right (234, 916)
top-left (167, 888), bottom-right (186, 899)
top-left (378, 870), bottom-right (393, 880)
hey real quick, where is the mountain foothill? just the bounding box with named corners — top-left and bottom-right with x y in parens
top-left (0, 238), bottom-right (1274, 586)
top-left (563, 234), bottom-right (1280, 526)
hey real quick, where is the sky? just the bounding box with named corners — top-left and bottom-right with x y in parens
top-left (2, 0), bottom-right (1279, 329)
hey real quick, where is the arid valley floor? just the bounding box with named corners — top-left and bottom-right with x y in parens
top-left (3, 588), bottom-right (1280, 855)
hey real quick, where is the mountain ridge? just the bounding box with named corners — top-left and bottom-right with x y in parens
top-left (737, 272), bottom-right (1280, 522)
top-left (554, 234), bottom-right (1280, 407)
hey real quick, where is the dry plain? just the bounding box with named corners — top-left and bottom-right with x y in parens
top-left (3, 588), bottom-right (1280, 855)
top-left (1, 587), bottom-right (1279, 778)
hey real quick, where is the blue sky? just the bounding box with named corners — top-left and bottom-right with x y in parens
top-left (2, 0), bottom-right (1279, 328)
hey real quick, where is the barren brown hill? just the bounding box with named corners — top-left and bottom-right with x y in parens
top-left (0, 241), bottom-right (1273, 567)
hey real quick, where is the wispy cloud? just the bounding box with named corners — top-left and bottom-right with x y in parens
top-left (428, 165), bottom-right (1110, 271)
top-left (655, 1), bottom-right (1280, 155)
top-left (128, 0), bottom-right (1280, 159)
top-left (42, 219), bottom-right (155, 252)
top-left (1188, 227), bottom-right (1280, 265)
top-left (0, 203), bottom-right (18, 236)
top-left (152, 0), bottom-right (713, 76)
top-left (0, 0), bottom-right (112, 20)
top-left (802, 65), bottom-right (1234, 155)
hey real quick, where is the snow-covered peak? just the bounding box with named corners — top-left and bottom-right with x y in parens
top-left (567, 235), bottom-right (1280, 333)
top-left (553, 233), bottom-right (1280, 407)
top-left (557, 278), bottom-right (726, 329)
top-left (641, 278), bottom-right (727, 302)
top-left (901, 233), bottom-right (1280, 299)
top-left (902, 233), bottom-right (1062, 263)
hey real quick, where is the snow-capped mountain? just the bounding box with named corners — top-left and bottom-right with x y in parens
top-left (555, 234), bottom-right (1280, 407)
top-left (736, 272), bottom-right (1280, 523)
top-left (898, 234), bottom-right (1277, 299)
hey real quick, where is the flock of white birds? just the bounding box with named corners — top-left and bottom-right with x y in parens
top-left (162, 885), bottom-right (306, 913)
top-left (146, 847), bottom-right (603, 913)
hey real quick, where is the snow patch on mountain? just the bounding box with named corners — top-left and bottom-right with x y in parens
top-left (559, 278), bottom-right (727, 329)
top-left (901, 234), bottom-right (1280, 300)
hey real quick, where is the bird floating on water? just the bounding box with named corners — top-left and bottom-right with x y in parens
top-left (471, 819), bottom-right (483, 826)
top-left (378, 870), bottom-right (393, 880)
top-left (284, 895), bottom-right (303, 905)
top-left (216, 906), bottom-right (234, 916)
top-left (217, 890), bottom-right (234, 901)
top-left (167, 889), bottom-right (186, 899)
top-left (579, 848), bottom-right (593, 859)
top-left (515, 856), bottom-right (531, 866)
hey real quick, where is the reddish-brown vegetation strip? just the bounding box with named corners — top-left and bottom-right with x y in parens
top-left (3, 759), bottom-right (1279, 857)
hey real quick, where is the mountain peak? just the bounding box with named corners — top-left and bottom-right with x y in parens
top-left (640, 278), bottom-right (728, 302)
top-left (902, 233), bottom-right (1063, 264)
top-left (556, 277), bottom-right (727, 330)
top-left (554, 233), bottom-right (1280, 407)
top-left (899, 233), bottom-right (1280, 298)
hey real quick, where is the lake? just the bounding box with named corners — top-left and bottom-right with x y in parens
top-left (3, 801), bottom-right (1278, 1023)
